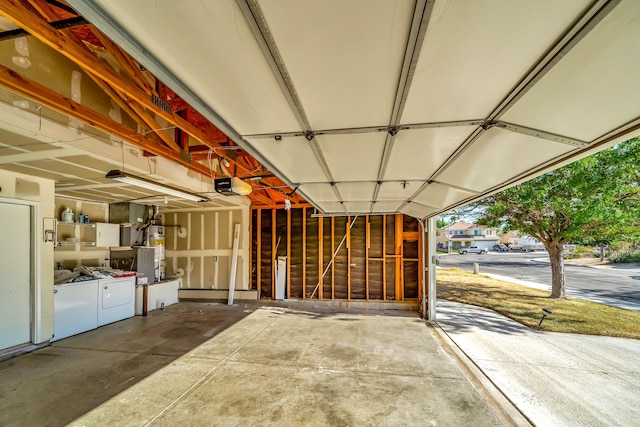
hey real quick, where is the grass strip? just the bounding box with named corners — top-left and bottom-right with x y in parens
top-left (437, 268), bottom-right (640, 339)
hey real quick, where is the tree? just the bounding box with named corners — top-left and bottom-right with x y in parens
top-left (475, 137), bottom-right (640, 298)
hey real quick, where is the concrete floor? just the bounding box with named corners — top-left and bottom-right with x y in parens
top-left (1, 302), bottom-right (508, 426)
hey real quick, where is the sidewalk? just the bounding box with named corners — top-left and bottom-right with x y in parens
top-left (435, 299), bottom-right (640, 426)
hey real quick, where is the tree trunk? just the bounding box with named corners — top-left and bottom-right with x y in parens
top-left (547, 242), bottom-right (566, 298)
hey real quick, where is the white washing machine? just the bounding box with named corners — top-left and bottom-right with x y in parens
top-left (98, 276), bottom-right (135, 327)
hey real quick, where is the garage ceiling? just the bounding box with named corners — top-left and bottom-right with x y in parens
top-left (11, 0), bottom-right (640, 217)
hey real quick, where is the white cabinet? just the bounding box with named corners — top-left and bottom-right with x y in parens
top-left (88, 223), bottom-right (120, 248)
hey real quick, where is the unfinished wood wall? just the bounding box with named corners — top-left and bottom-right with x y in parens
top-left (251, 207), bottom-right (423, 301)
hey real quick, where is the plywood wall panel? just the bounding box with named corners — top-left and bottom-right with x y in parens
top-left (305, 209), bottom-right (319, 298)
top-left (368, 261), bottom-right (384, 300)
top-left (333, 217), bottom-right (348, 299)
top-left (289, 209), bottom-right (304, 298)
top-left (259, 209), bottom-right (273, 298)
top-left (350, 216), bottom-right (366, 299)
top-left (322, 217), bottom-right (332, 298)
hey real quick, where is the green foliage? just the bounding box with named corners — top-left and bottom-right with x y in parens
top-left (436, 217), bottom-right (448, 229)
top-left (476, 137), bottom-right (640, 245)
top-left (608, 248), bottom-right (640, 263)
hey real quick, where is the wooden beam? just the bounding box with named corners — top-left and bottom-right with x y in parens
top-left (318, 216), bottom-right (323, 300)
top-left (0, 1), bottom-right (228, 158)
top-left (272, 208), bottom-right (276, 299)
top-left (365, 216), bottom-right (369, 301)
top-left (383, 215), bottom-right (387, 301)
top-left (0, 64), bottom-right (212, 177)
top-left (395, 214), bottom-right (403, 301)
top-left (89, 26), bottom-right (156, 95)
top-left (257, 208), bottom-right (261, 295)
top-left (331, 216), bottom-right (335, 300)
top-left (302, 207), bottom-right (306, 299)
top-left (347, 216), bottom-right (351, 301)
top-left (286, 208), bottom-right (291, 299)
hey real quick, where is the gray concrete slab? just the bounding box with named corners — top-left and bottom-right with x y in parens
top-left (0, 302), bottom-right (514, 426)
top-left (436, 299), bottom-right (640, 426)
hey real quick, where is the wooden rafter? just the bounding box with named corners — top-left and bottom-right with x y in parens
top-left (0, 0), bottom-right (302, 207)
top-left (0, 64), bottom-right (211, 176)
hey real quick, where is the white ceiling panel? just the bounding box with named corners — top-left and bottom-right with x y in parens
top-left (315, 201), bottom-right (345, 213)
top-left (91, 0), bottom-right (301, 135)
top-left (377, 181), bottom-right (424, 201)
top-left (317, 133), bottom-right (386, 182)
top-left (344, 201), bottom-right (372, 213)
top-left (336, 182), bottom-right (376, 201)
top-left (297, 183), bottom-right (339, 202)
top-left (412, 183), bottom-right (475, 210)
top-left (437, 128), bottom-right (574, 192)
top-left (68, 0), bottom-right (640, 218)
top-left (401, 0), bottom-right (590, 124)
top-left (400, 202), bottom-right (437, 219)
top-left (501, 1), bottom-right (640, 142)
top-left (260, 0), bottom-right (414, 129)
top-left (247, 137), bottom-right (326, 183)
top-left (384, 126), bottom-right (476, 180)
top-left (372, 200), bottom-right (403, 213)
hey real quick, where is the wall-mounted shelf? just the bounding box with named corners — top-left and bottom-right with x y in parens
top-left (55, 222), bottom-right (118, 248)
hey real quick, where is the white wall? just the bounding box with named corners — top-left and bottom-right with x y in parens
top-left (0, 170), bottom-right (55, 344)
top-left (161, 206), bottom-right (250, 291)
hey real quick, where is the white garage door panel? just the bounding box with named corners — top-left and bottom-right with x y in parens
top-left (372, 200), bottom-right (403, 213)
top-left (297, 183), bottom-right (339, 202)
top-left (318, 133), bottom-right (386, 182)
top-left (402, 0), bottom-right (590, 124)
top-left (91, 0), bottom-right (300, 135)
top-left (260, 0), bottom-right (414, 130)
top-left (384, 126), bottom-right (476, 181)
top-left (247, 137), bottom-right (326, 183)
top-left (400, 202), bottom-right (437, 219)
top-left (413, 183), bottom-right (475, 210)
top-left (0, 202), bottom-right (31, 350)
top-left (501, 1), bottom-right (640, 142)
top-left (376, 181), bottom-right (424, 201)
top-left (437, 128), bottom-right (574, 192)
top-left (336, 182), bottom-right (376, 202)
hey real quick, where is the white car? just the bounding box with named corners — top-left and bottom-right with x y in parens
top-left (457, 246), bottom-right (487, 255)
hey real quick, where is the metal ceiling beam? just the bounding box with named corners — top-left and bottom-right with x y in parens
top-left (400, 0), bottom-right (621, 214)
top-left (488, 0), bottom-right (620, 121)
top-left (237, 0), bottom-right (344, 212)
top-left (243, 119), bottom-right (482, 140)
top-left (371, 0), bottom-right (434, 210)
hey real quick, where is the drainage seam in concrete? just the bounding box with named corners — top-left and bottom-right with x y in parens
top-left (430, 321), bottom-right (533, 427)
top-left (144, 313), bottom-right (282, 426)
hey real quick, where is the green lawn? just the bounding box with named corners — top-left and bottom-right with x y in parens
top-left (437, 267), bottom-right (640, 339)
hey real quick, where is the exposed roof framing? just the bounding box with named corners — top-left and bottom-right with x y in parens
top-left (0, 0), bottom-right (301, 206)
top-left (11, 0), bottom-right (640, 218)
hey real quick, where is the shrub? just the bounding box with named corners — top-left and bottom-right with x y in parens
top-left (608, 248), bottom-right (640, 263)
top-left (564, 245), bottom-right (598, 259)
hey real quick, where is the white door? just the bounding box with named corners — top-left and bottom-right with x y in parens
top-left (0, 202), bottom-right (31, 350)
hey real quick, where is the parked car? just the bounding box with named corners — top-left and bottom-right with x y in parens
top-left (457, 246), bottom-right (487, 255)
top-left (493, 244), bottom-right (509, 252)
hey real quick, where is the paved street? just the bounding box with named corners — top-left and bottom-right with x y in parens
top-left (439, 252), bottom-right (640, 309)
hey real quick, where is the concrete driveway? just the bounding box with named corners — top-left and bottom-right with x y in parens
top-left (436, 299), bottom-right (640, 426)
top-left (0, 302), bottom-right (516, 427)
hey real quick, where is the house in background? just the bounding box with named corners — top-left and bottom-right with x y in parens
top-left (436, 221), bottom-right (500, 251)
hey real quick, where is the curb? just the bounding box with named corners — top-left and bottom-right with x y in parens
top-left (428, 321), bottom-right (533, 427)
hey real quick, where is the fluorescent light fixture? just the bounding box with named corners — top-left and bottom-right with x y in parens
top-left (214, 177), bottom-right (252, 196)
top-left (105, 170), bottom-right (210, 202)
